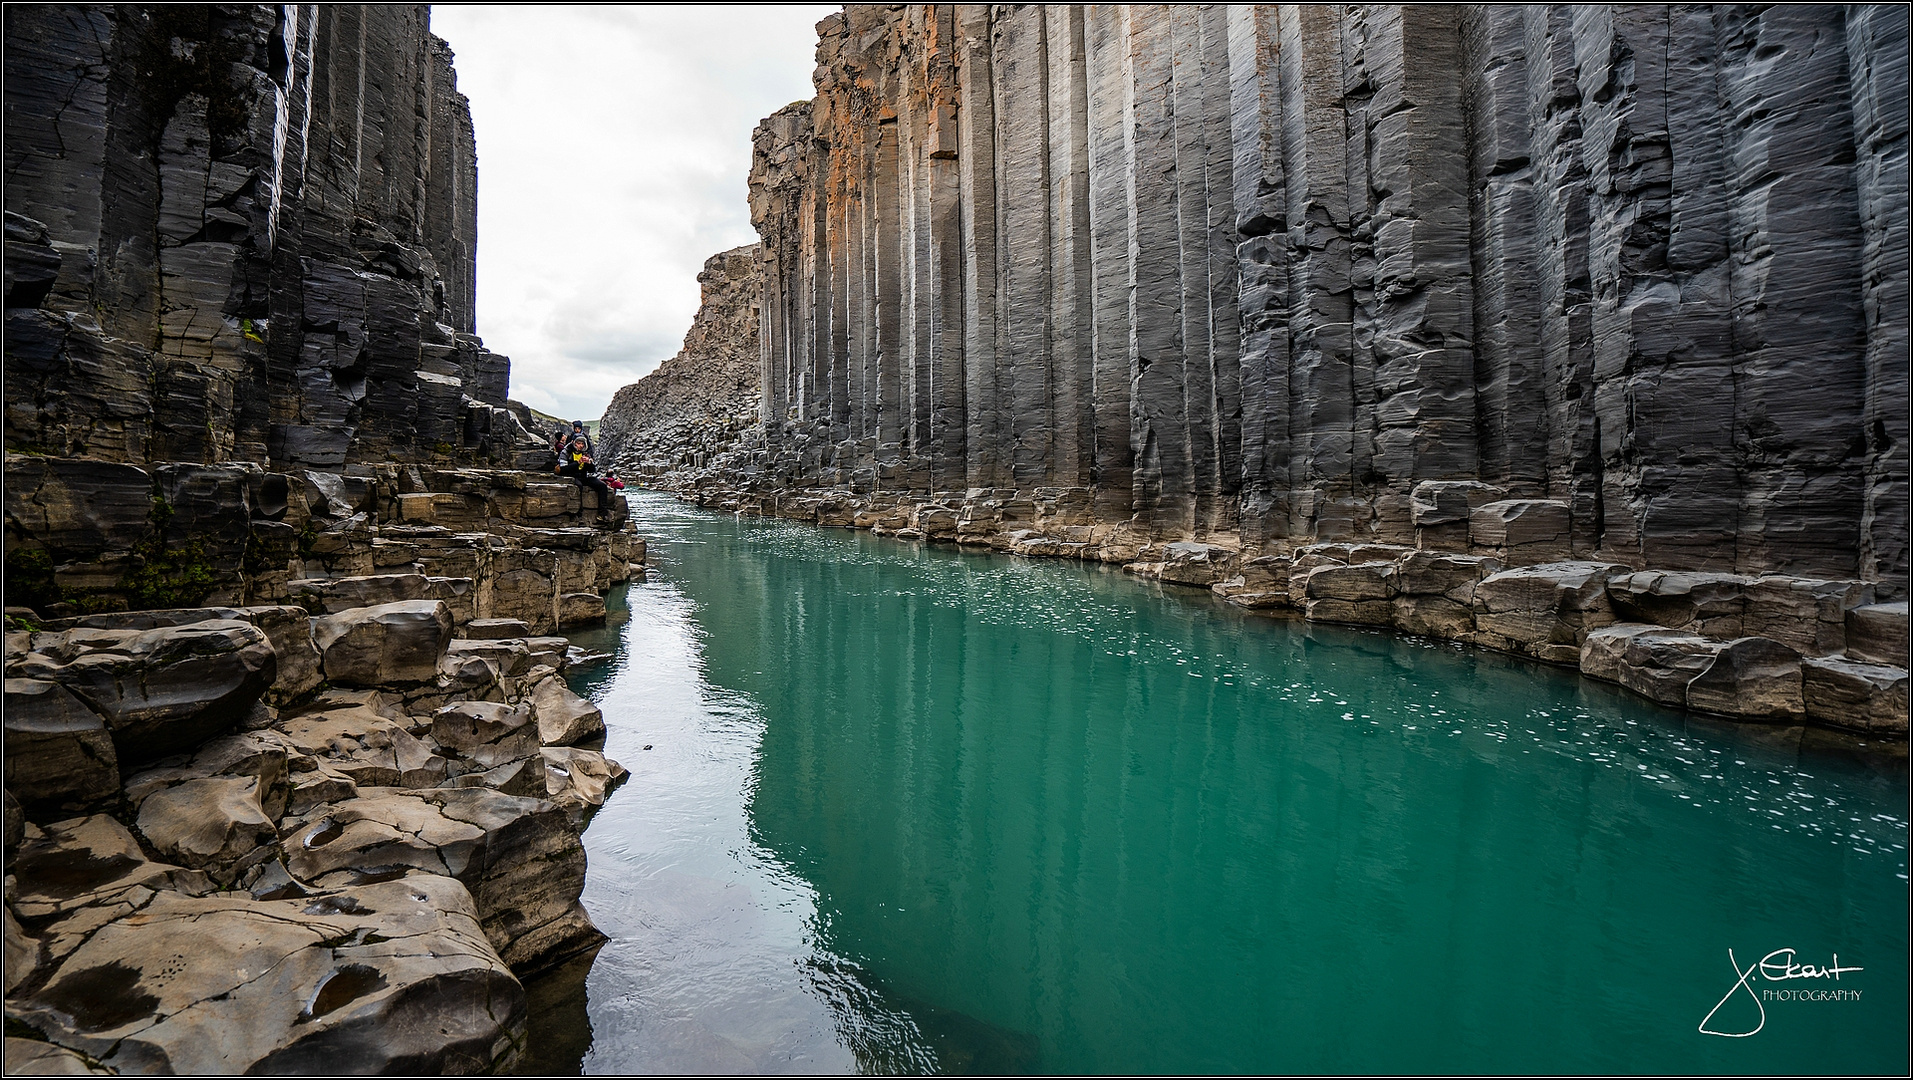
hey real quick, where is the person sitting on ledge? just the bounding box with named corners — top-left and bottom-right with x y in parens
top-left (556, 419), bottom-right (613, 522)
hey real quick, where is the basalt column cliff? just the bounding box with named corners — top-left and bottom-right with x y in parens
top-left (6, 8), bottom-right (639, 1072)
top-left (684, 4), bottom-right (1910, 734)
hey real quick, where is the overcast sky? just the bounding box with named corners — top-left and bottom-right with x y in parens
top-left (430, 5), bottom-right (835, 422)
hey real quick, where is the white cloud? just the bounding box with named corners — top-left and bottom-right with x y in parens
top-left (430, 4), bottom-right (835, 421)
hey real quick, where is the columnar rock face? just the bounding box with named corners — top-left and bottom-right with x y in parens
top-left (705, 4), bottom-right (1908, 601)
top-left (4, 4), bottom-right (526, 469)
top-left (597, 245), bottom-right (762, 483)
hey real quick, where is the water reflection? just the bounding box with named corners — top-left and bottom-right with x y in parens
top-left (562, 493), bottom-right (1907, 1075)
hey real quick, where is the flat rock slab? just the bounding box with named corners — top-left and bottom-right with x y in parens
top-left (283, 787), bottom-right (600, 976)
top-left (10, 873), bottom-right (523, 1075)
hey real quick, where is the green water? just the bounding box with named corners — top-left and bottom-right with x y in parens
top-left (554, 492), bottom-right (1908, 1074)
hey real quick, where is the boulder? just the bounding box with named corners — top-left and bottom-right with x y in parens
top-left (283, 787), bottom-right (601, 976)
top-left (1211, 554), bottom-right (1292, 608)
top-left (3, 679), bottom-right (118, 815)
top-left (1685, 637), bottom-right (1806, 721)
top-left (446, 638), bottom-right (533, 678)
top-left (1801, 657), bottom-right (1910, 736)
top-left (1616, 629), bottom-right (1726, 707)
top-left (47, 620), bottom-right (277, 765)
top-left (461, 618), bottom-right (532, 640)
top-left (1844, 602), bottom-right (1909, 666)
top-left (530, 677), bottom-right (605, 747)
top-left (1303, 561), bottom-right (1395, 602)
top-left (556, 592), bottom-right (606, 629)
top-left (1474, 562), bottom-right (1629, 664)
top-left (541, 747), bottom-right (628, 828)
top-left (1158, 542), bottom-right (1235, 587)
top-left (132, 776), bottom-right (279, 884)
top-left (431, 701), bottom-right (546, 797)
top-left (1742, 576), bottom-right (1873, 655)
top-left (1606, 571), bottom-right (1752, 639)
top-left (287, 573), bottom-right (432, 614)
top-left (312, 600), bottom-right (453, 686)
top-left (1579, 624), bottom-right (1669, 684)
top-left (236, 605), bottom-right (323, 701)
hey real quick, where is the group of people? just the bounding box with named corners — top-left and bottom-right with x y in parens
top-left (551, 419), bottom-right (625, 523)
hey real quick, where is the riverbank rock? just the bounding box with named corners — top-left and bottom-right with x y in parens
top-left (530, 676), bottom-right (605, 747)
top-left (433, 701), bottom-right (545, 797)
top-left (313, 601), bottom-right (454, 686)
top-left (8, 816), bottom-right (523, 1075)
top-left (3, 679), bottom-right (118, 816)
top-left (1802, 657), bottom-right (1910, 736)
top-left (283, 787), bottom-right (601, 976)
top-left (19, 620), bottom-right (277, 767)
top-left (1473, 563), bottom-right (1628, 664)
top-left (541, 747), bottom-right (629, 828)
top-left (1845, 602), bottom-right (1910, 666)
top-left (1685, 637), bottom-right (1807, 721)
top-left (276, 705), bottom-right (449, 791)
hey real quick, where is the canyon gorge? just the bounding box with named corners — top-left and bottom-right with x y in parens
top-left (5, 6), bottom-right (638, 1072)
top-left (614, 3), bottom-right (1910, 738)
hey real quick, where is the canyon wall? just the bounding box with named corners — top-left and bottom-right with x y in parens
top-left (597, 244), bottom-right (761, 483)
top-left (714, 3), bottom-right (1909, 599)
top-left (4, 4), bottom-right (530, 470)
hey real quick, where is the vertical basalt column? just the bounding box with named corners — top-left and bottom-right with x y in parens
top-left (1360, 4), bottom-right (1476, 536)
top-left (993, 6), bottom-right (1055, 493)
top-left (1197, 4), bottom-right (1243, 536)
top-left (1170, 6), bottom-right (1215, 533)
top-left (957, 3), bottom-right (1005, 491)
top-left (1848, 3), bottom-right (1911, 598)
top-left (1127, 6), bottom-right (1192, 532)
top-left (873, 113), bottom-right (904, 463)
top-left (920, 7), bottom-right (967, 492)
top-left (732, 3), bottom-right (1905, 586)
top-left (1046, 5), bottom-right (1096, 494)
top-left (1577, 5), bottom-right (1741, 569)
top-left (1522, 6), bottom-right (1600, 543)
top-left (1278, 4), bottom-right (1355, 536)
top-left (1462, 5), bottom-right (1547, 494)
top-left (1227, 3), bottom-right (1290, 543)
top-left (1719, 5), bottom-right (1867, 579)
top-left (1084, 5), bottom-right (1135, 516)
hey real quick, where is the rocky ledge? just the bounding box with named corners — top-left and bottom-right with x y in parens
top-left (5, 456), bottom-right (642, 635)
top-left (680, 480), bottom-right (1908, 744)
top-left (3, 594), bottom-right (631, 1073)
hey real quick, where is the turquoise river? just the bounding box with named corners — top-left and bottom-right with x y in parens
top-left (528, 491), bottom-right (1908, 1074)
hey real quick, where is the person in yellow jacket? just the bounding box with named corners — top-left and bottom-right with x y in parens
top-left (554, 419), bottom-right (612, 522)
